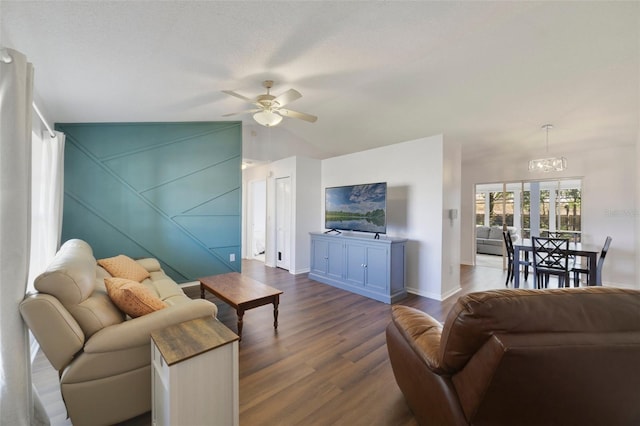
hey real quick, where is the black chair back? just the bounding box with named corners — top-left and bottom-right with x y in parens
top-left (596, 236), bottom-right (613, 285)
top-left (502, 231), bottom-right (514, 287)
top-left (532, 236), bottom-right (570, 288)
top-left (546, 231), bottom-right (577, 244)
top-left (503, 230), bottom-right (514, 258)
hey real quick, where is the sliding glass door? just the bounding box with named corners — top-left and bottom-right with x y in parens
top-left (475, 179), bottom-right (582, 268)
top-left (518, 179), bottom-right (582, 241)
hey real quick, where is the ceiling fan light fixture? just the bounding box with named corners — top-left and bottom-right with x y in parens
top-left (253, 110), bottom-right (282, 127)
top-left (223, 80), bottom-right (316, 125)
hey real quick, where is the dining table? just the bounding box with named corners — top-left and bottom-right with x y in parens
top-left (512, 238), bottom-right (600, 288)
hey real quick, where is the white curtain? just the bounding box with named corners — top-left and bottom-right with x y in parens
top-left (0, 47), bottom-right (48, 426)
top-left (27, 130), bottom-right (65, 292)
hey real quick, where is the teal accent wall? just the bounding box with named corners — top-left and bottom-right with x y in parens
top-left (56, 122), bottom-right (242, 282)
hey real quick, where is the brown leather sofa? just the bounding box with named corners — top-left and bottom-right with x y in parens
top-left (386, 287), bottom-right (640, 425)
top-left (20, 239), bottom-right (219, 425)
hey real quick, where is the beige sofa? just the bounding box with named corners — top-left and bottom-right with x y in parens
top-left (20, 239), bottom-right (218, 426)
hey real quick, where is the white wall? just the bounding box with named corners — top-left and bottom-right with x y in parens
top-left (442, 138), bottom-right (462, 298)
top-left (242, 156), bottom-right (321, 274)
top-left (293, 156), bottom-right (321, 274)
top-left (461, 143), bottom-right (637, 287)
top-left (322, 135), bottom-right (458, 300)
top-left (242, 125), bottom-right (330, 163)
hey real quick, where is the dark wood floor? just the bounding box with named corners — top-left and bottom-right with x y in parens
top-left (33, 260), bottom-right (510, 426)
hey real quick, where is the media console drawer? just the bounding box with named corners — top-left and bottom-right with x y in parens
top-left (309, 232), bottom-right (407, 304)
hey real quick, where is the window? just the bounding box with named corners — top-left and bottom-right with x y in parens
top-left (475, 192), bottom-right (486, 225)
top-left (477, 179), bottom-right (581, 241)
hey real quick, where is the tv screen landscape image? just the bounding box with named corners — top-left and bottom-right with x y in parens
top-left (325, 182), bottom-right (387, 234)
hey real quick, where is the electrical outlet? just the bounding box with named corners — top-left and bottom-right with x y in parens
top-left (230, 253), bottom-right (235, 262)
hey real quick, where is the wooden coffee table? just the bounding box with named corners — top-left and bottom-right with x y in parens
top-left (198, 272), bottom-right (283, 340)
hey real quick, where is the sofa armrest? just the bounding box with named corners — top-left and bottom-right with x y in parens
top-left (386, 310), bottom-right (468, 425)
top-left (391, 305), bottom-right (444, 372)
top-left (135, 257), bottom-right (162, 273)
top-left (84, 299), bottom-right (217, 353)
top-left (20, 293), bottom-right (85, 371)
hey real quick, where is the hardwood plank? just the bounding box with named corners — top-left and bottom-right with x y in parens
top-left (34, 260), bottom-right (507, 425)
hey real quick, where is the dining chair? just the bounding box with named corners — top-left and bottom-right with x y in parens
top-left (571, 236), bottom-right (612, 286)
top-left (547, 231), bottom-right (577, 266)
top-left (503, 230), bottom-right (529, 287)
top-left (531, 236), bottom-right (570, 289)
top-left (546, 231), bottom-right (577, 243)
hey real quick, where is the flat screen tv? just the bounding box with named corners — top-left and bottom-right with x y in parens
top-left (325, 182), bottom-right (387, 235)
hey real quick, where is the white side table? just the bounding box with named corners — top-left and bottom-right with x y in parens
top-left (151, 316), bottom-right (239, 426)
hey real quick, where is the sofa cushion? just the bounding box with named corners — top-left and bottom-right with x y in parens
top-left (98, 255), bottom-right (150, 282)
top-left (105, 277), bottom-right (168, 318)
top-left (145, 276), bottom-right (189, 302)
top-left (36, 240), bottom-right (96, 305)
top-left (35, 239), bottom-right (124, 337)
top-left (488, 227), bottom-right (504, 240)
top-left (476, 226), bottom-right (490, 239)
top-left (438, 287), bottom-right (640, 373)
top-left (483, 239), bottom-right (503, 247)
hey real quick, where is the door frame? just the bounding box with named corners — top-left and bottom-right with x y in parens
top-left (275, 176), bottom-right (292, 271)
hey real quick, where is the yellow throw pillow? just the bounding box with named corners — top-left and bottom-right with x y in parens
top-left (104, 277), bottom-right (167, 318)
top-left (98, 254), bottom-right (150, 282)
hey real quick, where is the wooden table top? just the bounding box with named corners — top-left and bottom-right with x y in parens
top-left (199, 272), bottom-right (283, 305)
top-left (151, 316), bottom-right (238, 366)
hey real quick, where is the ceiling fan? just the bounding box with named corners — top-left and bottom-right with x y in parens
top-left (222, 80), bottom-right (318, 127)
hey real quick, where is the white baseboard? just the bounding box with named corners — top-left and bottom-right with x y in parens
top-left (406, 285), bottom-right (461, 302)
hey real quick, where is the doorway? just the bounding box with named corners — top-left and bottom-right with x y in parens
top-left (275, 176), bottom-right (291, 271)
top-left (249, 179), bottom-right (267, 262)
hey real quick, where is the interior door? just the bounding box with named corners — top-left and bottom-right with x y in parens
top-left (275, 177), bottom-right (291, 270)
top-left (249, 179), bottom-right (267, 262)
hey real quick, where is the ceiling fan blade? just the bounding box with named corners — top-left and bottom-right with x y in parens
top-left (273, 89), bottom-right (302, 107)
top-left (277, 108), bottom-right (318, 123)
top-left (221, 90), bottom-right (255, 103)
top-left (222, 109), bottom-right (261, 117)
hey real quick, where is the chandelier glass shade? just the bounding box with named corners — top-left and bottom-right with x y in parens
top-left (529, 124), bottom-right (567, 172)
top-left (528, 156), bottom-right (567, 172)
top-left (253, 110), bottom-right (282, 127)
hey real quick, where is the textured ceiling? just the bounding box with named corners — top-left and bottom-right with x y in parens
top-left (1, 1), bottom-right (638, 161)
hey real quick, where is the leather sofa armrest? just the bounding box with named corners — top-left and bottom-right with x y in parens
top-left (386, 312), bottom-right (468, 425)
top-left (135, 257), bottom-right (162, 273)
top-left (391, 305), bottom-right (444, 372)
top-left (84, 299), bottom-right (218, 353)
top-left (20, 293), bottom-right (85, 371)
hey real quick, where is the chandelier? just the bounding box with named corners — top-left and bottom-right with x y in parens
top-left (528, 124), bottom-right (567, 172)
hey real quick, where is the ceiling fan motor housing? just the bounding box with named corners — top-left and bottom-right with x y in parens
top-left (256, 94), bottom-right (277, 109)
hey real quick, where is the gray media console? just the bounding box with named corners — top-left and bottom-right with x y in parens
top-left (308, 232), bottom-right (407, 304)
